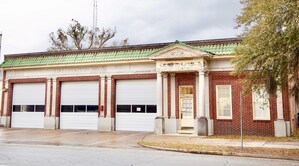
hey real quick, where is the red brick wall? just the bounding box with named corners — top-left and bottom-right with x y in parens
top-left (209, 71), bottom-right (289, 136)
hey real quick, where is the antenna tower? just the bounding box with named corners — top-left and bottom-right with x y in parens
top-left (93, 0), bottom-right (98, 32)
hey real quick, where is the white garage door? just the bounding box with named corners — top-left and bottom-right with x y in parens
top-left (11, 83), bottom-right (45, 128)
top-left (60, 81), bottom-right (99, 130)
top-left (116, 79), bottom-right (157, 131)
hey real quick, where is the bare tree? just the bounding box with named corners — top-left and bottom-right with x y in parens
top-left (49, 19), bottom-right (116, 51)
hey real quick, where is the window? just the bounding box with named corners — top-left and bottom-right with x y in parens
top-left (22, 105), bottom-right (34, 112)
top-left (61, 105), bottom-right (73, 112)
top-left (87, 105), bottom-right (98, 112)
top-left (132, 105), bottom-right (145, 113)
top-left (146, 105), bottom-right (157, 113)
top-left (117, 105), bottom-right (131, 113)
top-left (74, 105), bottom-right (86, 112)
top-left (35, 105), bottom-right (45, 112)
top-left (252, 86), bottom-right (270, 120)
top-left (13, 105), bottom-right (21, 112)
top-left (216, 85), bottom-right (232, 119)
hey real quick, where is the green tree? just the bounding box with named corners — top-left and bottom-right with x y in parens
top-left (232, 0), bottom-right (299, 95)
top-left (49, 19), bottom-right (116, 51)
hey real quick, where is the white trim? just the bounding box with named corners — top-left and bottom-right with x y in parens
top-left (216, 85), bottom-right (232, 119)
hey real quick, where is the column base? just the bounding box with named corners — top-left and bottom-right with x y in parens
top-left (98, 117), bottom-right (115, 131)
top-left (44, 116), bottom-right (56, 129)
top-left (207, 118), bottom-right (214, 136)
top-left (196, 117), bottom-right (208, 136)
top-left (164, 117), bottom-right (178, 134)
top-left (0, 116), bottom-right (10, 128)
top-left (154, 117), bottom-right (164, 135)
top-left (274, 120), bottom-right (287, 137)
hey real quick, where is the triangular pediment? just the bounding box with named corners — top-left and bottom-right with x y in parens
top-left (149, 42), bottom-right (210, 60)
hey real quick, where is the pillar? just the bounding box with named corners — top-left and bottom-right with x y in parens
top-left (162, 73), bottom-right (168, 117)
top-left (274, 86), bottom-right (287, 137)
top-left (164, 73), bottom-right (177, 134)
top-left (196, 70), bottom-right (208, 136)
top-left (44, 78), bottom-right (55, 129)
top-left (0, 80), bottom-right (9, 127)
top-left (154, 72), bottom-right (164, 134)
top-left (51, 78), bottom-right (59, 129)
top-left (99, 75), bottom-right (114, 131)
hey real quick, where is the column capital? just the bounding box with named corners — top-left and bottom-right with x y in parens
top-left (100, 75), bottom-right (106, 80)
top-left (162, 73), bottom-right (168, 78)
top-left (106, 75), bottom-right (112, 79)
top-left (170, 73), bottom-right (176, 77)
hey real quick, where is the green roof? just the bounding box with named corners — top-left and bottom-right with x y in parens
top-left (0, 43), bottom-right (238, 68)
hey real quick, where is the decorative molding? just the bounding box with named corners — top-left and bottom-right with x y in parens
top-left (156, 59), bottom-right (204, 72)
top-left (149, 44), bottom-right (210, 60)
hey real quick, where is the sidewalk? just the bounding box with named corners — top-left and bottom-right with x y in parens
top-left (142, 134), bottom-right (299, 149)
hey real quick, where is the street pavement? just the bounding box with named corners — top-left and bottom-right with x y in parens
top-left (0, 128), bottom-right (298, 150)
top-left (0, 144), bottom-right (298, 166)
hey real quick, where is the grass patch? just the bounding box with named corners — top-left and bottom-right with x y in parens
top-left (140, 141), bottom-right (299, 157)
top-left (207, 128), bottom-right (299, 142)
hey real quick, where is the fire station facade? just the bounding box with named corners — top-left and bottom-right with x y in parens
top-left (0, 38), bottom-right (296, 137)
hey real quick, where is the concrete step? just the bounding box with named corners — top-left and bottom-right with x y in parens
top-left (177, 129), bottom-right (194, 134)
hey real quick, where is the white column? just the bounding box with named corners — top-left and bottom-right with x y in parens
top-left (51, 78), bottom-right (57, 117)
top-left (100, 75), bottom-right (105, 117)
top-left (204, 73), bottom-right (210, 118)
top-left (0, 80), bottom-right (9, 127)
top-left (162, 73), bottom-right (168, 117)
top-left (45, 78), bottom-right (51, 116)
top-left (276, 87), bottom-right (284, 120)
top-left (2, 80), bottom-right (8, 116)
top-left (198, 70), bottom-right (205, 117)
top-left (170, 73), bottom-right (176, 118)
top-left (106, 75), bottom-right (112, 117)
top-left (156, 72), bottom-right (163, 117)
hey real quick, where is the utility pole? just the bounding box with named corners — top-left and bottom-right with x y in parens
top-left (240, 91), bottom-right (243, 150)
top-left (0, 33), bottom-right (2, 60)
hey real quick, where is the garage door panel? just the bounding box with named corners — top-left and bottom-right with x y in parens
top-left (61, 81), bottom-right (98, 105)
top-left (12, 83), bottom-right (45, 128)
top-left (60, 81), bottom-right (99, 130)
top-left (11, 112), bottom-right (44, 128)
top-left (116, 113), bottom-right (156, 131)
top-left (116, 79), bottom-right (157, 131)
top-left (13, 83), bottom-right (45, 105)
top-left (60, 113), bottom-right (98, 130)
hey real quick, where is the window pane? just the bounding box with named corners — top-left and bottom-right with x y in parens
top-left (21, 105), bottom-right (34, 112)
top-left (146, 105), bottom-right (157, 113)
top-left (180, 87), bottom-right (193, 95)
top-left (61, 105), bottom-right (73, 112)
top-left (216, 85), bottom-right (232, 118)
top-left (117, 105), bottom-right (131, 113)
top-left (74, 105), bottom-right (86, 112)
top-left (35, 105), bottom-right (45, 112)
top-left (87, 105), bottom-right (98, 112)
top-left (253, 87), bottom-right (270, 119)
top-left (13, 105), bottom-right (21, 112)
top-left (132, 105), bottom-right (145, 113)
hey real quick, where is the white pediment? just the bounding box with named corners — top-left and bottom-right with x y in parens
top-left (149, 43), bottom-right (210, 60)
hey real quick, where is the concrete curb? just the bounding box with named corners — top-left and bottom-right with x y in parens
top-left (138, 143), bottom-right (299, 161)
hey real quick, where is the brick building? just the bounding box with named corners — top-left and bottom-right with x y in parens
top-left (0, 38), bottom-right (296, 137)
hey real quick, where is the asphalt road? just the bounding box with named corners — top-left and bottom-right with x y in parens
top-left (0, 144), bottom-right (297, 166)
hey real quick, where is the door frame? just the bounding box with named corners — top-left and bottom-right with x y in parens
top-left (179, 85), bottom-right (194, 129)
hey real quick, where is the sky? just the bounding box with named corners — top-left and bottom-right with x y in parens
top-left (0, 0), bottom-right (242, 56)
